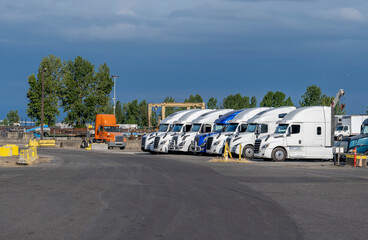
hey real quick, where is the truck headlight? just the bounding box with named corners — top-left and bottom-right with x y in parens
top-left (262, 143), bottom-right (270, 149)
top-left (213, 141), bottom-right (221, 146)
top-left (160, 140), bottom-right (167, 145)
top-left (179, 141), bottom-right (186, 146)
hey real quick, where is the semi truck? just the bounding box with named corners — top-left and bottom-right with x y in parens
top-left (141, 109), bottom-right (196, 151)
top-left (227, 107), bottom-right (296, 159)
top-left (150, 109), bottom-right (213, 153)
top-left (205, 108), bottom-right (270, 155)
top-left (334, 115), bottom-right (368, 140)
top-left (338, 118), bottom-right (368, 155)
top-left (254, 106), bottom-right (334, 161)
top-left (169, 109), bottom-right (232, 153)
top-left (94, 114), bottom-right (127, 149)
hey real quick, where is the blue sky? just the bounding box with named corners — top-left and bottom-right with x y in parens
top-left (1, 0), bottom-right (367, 120)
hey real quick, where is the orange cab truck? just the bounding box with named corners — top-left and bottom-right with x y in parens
top-left (94, 114), bottom-right (127, 149)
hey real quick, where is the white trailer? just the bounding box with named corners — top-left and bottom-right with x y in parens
top-left (169, 109), bottom-right (233, 153)
top-left (141, 109), bottom-right (196, 151)
top-left (150, 109), bottom-right (213, 153)
top-left (334, 115), bottom-right (368, 140)
top-left (206, 107), bottom-right (270, 155)
top-left (254, 106), bottom-right (333, 161)
top-left (227, 107), bottom-right (296, 159)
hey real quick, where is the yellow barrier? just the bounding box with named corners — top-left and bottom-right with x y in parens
top-left (17, 147), bottom-right (39, 165)
top-left (29, 139), bottom-right (55, 147)
top-left (29, 139), bottom-right (40, 147)
top-left (0, 147), bottom-right (12, 157)
top-left (4, 144), bottom-right (19, 156)
top-left (345, 154), bottom-right (367, 160)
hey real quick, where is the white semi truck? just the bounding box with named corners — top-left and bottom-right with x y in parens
top-left (227, 107), bottom-right (296, 159)
top-left (334, 115), bottom-right (368, 140)
top-left (206, 107), bottom-right (270, 155)
top-left (254, 106), bottom-right (334, 161)
top-left (141, 109), bottom-right (196, 151)
top-left (150, 109), bottom-right (213, 153)
top-left (170, 109), bottom-right (232, 153)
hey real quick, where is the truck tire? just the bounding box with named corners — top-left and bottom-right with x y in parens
top-left (242, 145), bottom-right (254, 160)
top-left (272, 147), bottom-right (286, 162)
top-left (81, 140), bottom-right (87, 148)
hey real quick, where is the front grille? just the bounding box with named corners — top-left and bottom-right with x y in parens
top-left (115, 136), bottom-right (124, 142)
top-left (154, 137), bottom-right (160, 149)
top-left (194, 136), bottom-right (200, 145)
top-left (141, 136), bottom-right (146, 147)
top-left (254, 139), bottom-right (262, 153)
top-left (206, 137), bottom-right (214, 150)
top-left (173, 136), bottom-right (178, 145)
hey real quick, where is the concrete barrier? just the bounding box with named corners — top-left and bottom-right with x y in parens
top-left (91, 143), bottom-right (108, 150)
top-left (17, 147), bottom-right (39, 165)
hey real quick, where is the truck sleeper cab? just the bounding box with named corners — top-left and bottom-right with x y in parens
top-left (339, 118), bottom-right (368, 155)
top-left (141, 109), bottom-right (196, 151)
top-left (227, 107), bottom-right (296, 159)
top-left (151, 109), bottom-right (213, 153)
top-left (206, 108), bottom-right (271, 155)
top-left (254, 106), bottom-right (334, 161)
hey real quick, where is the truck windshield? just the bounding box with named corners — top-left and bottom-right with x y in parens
top-left (275, 124), bottom-right (288, 134)
top-left (171, 124), bottom-right (183, 132)
top-left (213, 124), bottom-right (225, 132)
top-left (362, 125), bottom-right (368, 134)
top-left (191, 124), bottom-right (202, 132)
top-left (336, 126), bottom-right (343, 131)
top-left (246, 123), bottom-right (257, 133)
top-left (225, 123), bottom-right (238, 132)
top-left (159, 124), bottom-right (169, 132)
top-left (104, 126), bottom-right (120, 132)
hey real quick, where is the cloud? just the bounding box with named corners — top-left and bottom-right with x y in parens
top-left (338, 7), bottom-right (365, 21)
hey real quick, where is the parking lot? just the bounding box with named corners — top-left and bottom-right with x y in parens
top-left (0, 148), bottom-right (367, 240)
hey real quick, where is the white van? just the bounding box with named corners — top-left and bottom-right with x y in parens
top-left (169, 109), bottom-right (232, 153)
top-left (150, 109), bottom-right (213, 153)
top-left (141, 109), bottom-right (196, 151)
top-left (227, 107), bottom-right (296, 159)
top-left (254, 106), bottom-right (333, 161)
top-left (206, 107), bottom-right (270, 155)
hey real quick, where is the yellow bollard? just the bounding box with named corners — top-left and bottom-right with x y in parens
top-left (239, 144), bottom-right (242, 160)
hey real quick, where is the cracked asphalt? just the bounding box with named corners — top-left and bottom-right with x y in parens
top-left (0, 148), bottom-right (367, 240)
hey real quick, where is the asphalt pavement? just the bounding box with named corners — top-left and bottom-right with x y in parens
top-left (0, 149), bottom-right (367, 240)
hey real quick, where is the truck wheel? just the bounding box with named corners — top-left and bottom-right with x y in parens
top-left (272, 147), bottom-right (286, 162)
top-left (242, 145), bottom-right (254, 160)
top-left (81, 140), bottom-right (87, 148)
top-left (92, 139), bottom-right (96, 143)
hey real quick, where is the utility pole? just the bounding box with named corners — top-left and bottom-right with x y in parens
top-left (111, 75), bottom-right (119, 116)
top-left (40, 67), bottom-right (47, 140)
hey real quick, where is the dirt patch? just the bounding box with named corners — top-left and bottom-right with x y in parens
top-left (0, 155), bottom-right (52, 167)
top-left (208, 157), bottom-right (251, 163)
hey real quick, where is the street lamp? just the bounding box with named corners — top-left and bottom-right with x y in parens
top-left (111, 75), bottom-right (119, 116)
top-left (40, 67), bottom-right (47, 140)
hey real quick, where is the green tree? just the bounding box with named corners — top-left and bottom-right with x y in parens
top-left (7, 110), bottom-right (20, 125)
top-left (321, 95), bottom-right (346, 115)
top-left (138, 100), bottom-right (148, 127)
top-left (299, 85), bottom-right (323, 107)
top-left (250, 96), bottom-right (257, 108)
top-left (222, 93), bottom-right (250, 109)
top-left (1, 119), bottom-right (9, 126)
top-left (260, 91), bottom-right (294, 107)
top-left (115, 101), bottom-right (124, 124)
top-left (27, 55), bottom-right (63, 125)
top-left (207, 97), bottom-right (218, 109)
top-left (185, 94), bottom-right (203, 103)
top-left (125, 100), bottom-right (140, 124)
top-left (60, 57), bottom-right (113, 127)
top-left (163, 96), bottom-right (177, 117)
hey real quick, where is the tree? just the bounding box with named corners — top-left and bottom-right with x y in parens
top-left (138, 100), bottom-right (148, 127)
top-left (260, 91), bottom-right (294, 107)
top-left (185, 94), bottom-right (203, 103)
top-left (115, 101), bottom-right (124, 124)
top-left (27, 55), bottom-right (63, 125)
top-left (222, 94), bottom-right (251, 109)
top-left (250, 96), bottom-right (257, 108)
top-left (299, 85), bottom-right (323, 107)
top-left (60, 57), bottom-right (113, 126)
top-left (163, 96), bottom-right (176, 117)
top-left (207, 97), bottom-right (218, 109)
top-left (7, 110), bottom-right (19, 125)
top-left (1, 119), bottom-right (9, 126)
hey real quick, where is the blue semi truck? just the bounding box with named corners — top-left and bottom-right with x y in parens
top-left (339, 118), bottom-right (368, 155)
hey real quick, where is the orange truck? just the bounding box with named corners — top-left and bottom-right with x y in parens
top-left (94, 114), bottom-right (127, 149)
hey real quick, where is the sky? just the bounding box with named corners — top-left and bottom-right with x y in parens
top-left (0, 0), bottom-right (367, 121)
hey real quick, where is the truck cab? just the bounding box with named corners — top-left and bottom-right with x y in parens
top-left (205, 108), bottom-right (270, 155)
top-left (227, 107), bottom-right (296, 159)
top-left (141, 109), bottom-right (195, 151)
top-left (339, 119), bottom-right (368, 155)
top-left (254, 106), bottom-right (334, 161)
top-left (94, 114), bottom-right (127, 149)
